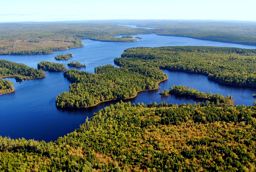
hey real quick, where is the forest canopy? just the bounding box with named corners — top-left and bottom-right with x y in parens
top-left (38, 61), bottom-right (67, 72)
top-left (0, 102), bottom-right (255, 171)
top-left (169, 85), bottom-right (234, 105)
top-left (0, 60), bottom-right (45, 95)
top-left (0, 44), bottom-right (256, 170)
top-left (0, 79), bottom-right (14, 95)
top-left (0, 60), bottom-right (45, 81)
top-left (55, 54), bottom-right (73, 61)
top-left (56, 65), bottom-right (166, 109)
top-left (57, 46), bottom-right (256, 110)
top-left (67, 61), bottom-right (86, 68)
top-left (117, 46), bottom-right (256, 88)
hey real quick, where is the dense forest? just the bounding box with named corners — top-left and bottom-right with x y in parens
top-left (38, 61), bottom-right (67, 72)
top-left (56, 46), bottom-right (256, 110)
top-left (169, 86), bottom-right (234, 105)
top-left (0, 102), bottom-right (255, 171)
top-left (56, 65), bottom-right (166, 109)
top-left (1, 27), bottom-right (256, 170)
top-left (0, 60), bottom-right (45, 95)
top-left (117, 46), bottom-right (256, 88)
top-left (0, 60), bottom-right (45, 81)
top-left (67, 61), bottom-right (86, 69)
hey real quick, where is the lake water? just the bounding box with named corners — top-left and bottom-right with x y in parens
top-left (0, 34), bottom-right (256, 141)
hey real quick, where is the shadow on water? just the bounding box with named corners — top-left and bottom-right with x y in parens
top-left (0, 34), bottom-right (256, 141)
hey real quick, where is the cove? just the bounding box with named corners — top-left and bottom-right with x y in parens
top-left (0, 34), bottom-right (256, 141)
top-left (133, 70), bottom-right (256, 106)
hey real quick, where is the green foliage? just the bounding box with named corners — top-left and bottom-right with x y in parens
top-left (169, 85), bottom-right (234, 105)
top-left (56, 65), bottom-right (166, 109)
top-left (67, 61), bottom-right (86, 68)
top-left (55, 54), bottom-right (73, 61)
top-left (118, 46), bottom-right (256, 88)
top-left (160, 90), bottom-right (170, 97)
top-left (57, 46), bottom-right (256, 110)
top-left (38, 61), bottom-right (66, 72)
top-left (0, 60), bottom-right (45, 81)
top-left (0, 80), bottom-right (14, 95)
top-left (0, 60), bottom-right (45, 95)
top-left (0, 103), bottom-right (255, 171)
top-left (1, 22), bottom-right (256, 171)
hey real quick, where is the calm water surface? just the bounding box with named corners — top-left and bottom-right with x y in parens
top-left (0, 34), bottom-right (256, 141)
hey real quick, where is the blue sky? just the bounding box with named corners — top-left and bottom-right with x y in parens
top-left (0, 0), bottom-right (255, 22)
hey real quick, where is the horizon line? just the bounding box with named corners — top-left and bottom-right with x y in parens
top-left (0, 19), bottom-right (256, 24)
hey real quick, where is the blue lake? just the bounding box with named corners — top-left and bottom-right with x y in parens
top-left (0, 34), bottom-right (256, 141)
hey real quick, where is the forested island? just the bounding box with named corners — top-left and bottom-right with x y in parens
top-left (169, 86), bottom-right (234, 105)
top-left (0, 102), bottom-right (255, 171)
top-left (160, 90), bottom-right (170, 97)
top-left (56, 46), bottom-right (256, 110)
top-left (1, 25), bottom-right (256, 170)
top-left (0, 60), bottom-right (45, 95)
top-left (55, 54), bottom-right (73, 61)
top-left (91, 35), bottom-right (137, 42)
top-left (0, 60), bottom-right (45, 81)
top-left (0, 44), bottom-right (256, 171)
top-left (38, 61), bottom-right (66, 72)
top-left (67, 61), bottom-right (86, 68)
top-left (56, 65), bottom-right (166, 109)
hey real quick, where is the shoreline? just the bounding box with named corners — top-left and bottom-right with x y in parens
top-left (1, 34), bottom-right (256, 56)
top-left (57, 76), bottom-right (168, 111)
top-left (156, 33), bottom-right (256, 47)
top-left (58, 65), bottom-right (256, 111)
top-left (0, 79), bottom-right (15, 96)
top-left (0, 88), bottom-right (15, 96)
top-left (0, 36), bottom-right (136, 56)
top-left (0, 74), bottom-right (45, 82)
top-left (162, 67), bottom-right (256, 89)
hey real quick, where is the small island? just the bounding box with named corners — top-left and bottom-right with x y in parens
top-left (55, 54), bottom-right (73, 61)
top-left (38, 61), bottom-right (66, 72)
top-left (0, 80), bottom-right (15, 95)
top-left (67, 61), bottom-right (86, 69)
top-left (169, 86), bottom-right (234, 105)
top-left (56, 65), bottom-right (167, 110)
top-left (119, 35), bottom-right (141, 42)
top-left (0, 60), bottom-right (45, 96)
top-left (160, 90), bottom-right (170, 97)
top-left (0, 59), bottom-right (45, 81)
